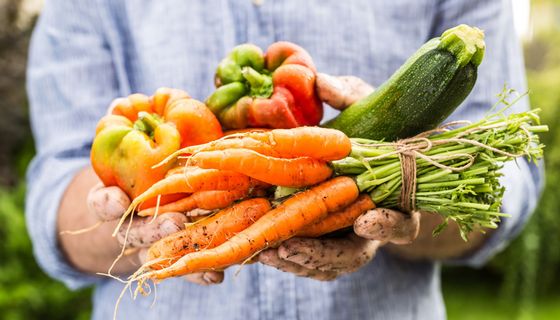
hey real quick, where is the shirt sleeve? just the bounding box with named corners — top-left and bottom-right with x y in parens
top-left (25, 0), bottom-right (119, 289)
top-left (431, 0), bottom-right (544, 266)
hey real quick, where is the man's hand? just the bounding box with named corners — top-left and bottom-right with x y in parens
top-left (316, 73), bottom-right (374, 110)
top-left (257, 74), bottom-right (494, 281)
top-left (86, 183), bottom-right (225, 285)
top-left (88, 184), bottom-right (188, 249)
top-left (257, 74), bottom-right (419, 281)
top-left (259, 209), bottom-right (420, 280)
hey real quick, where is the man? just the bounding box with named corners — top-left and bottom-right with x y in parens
top-left (26, 0), bottom-right (540, 319)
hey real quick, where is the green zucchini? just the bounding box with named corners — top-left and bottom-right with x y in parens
top-left (324, 24), bottom-right (485, 140)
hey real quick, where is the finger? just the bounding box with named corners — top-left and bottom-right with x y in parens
top-left (316, 73), bottom-right (346, 110)
top-left (336, 76), bottom-right (375, 105)
top-left (259, 249), bottom-right (338, 281)
top-left (87, 185), bottom-right (131, 221)
top-left (116, 212), bottom-right (188, 248)
top-left (183, 271), bottom-right (225, 286)
top-left (277, 236), bottom-right (379, 273)
top-left (316, 73), bottom-right (374, 110)
top-left (354, 208), bottom-right (421, 244)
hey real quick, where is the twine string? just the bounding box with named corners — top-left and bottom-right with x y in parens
top-left (351, 119), bottom-right (531, 212)
top-left (397, 144), bottom-right (417, 212)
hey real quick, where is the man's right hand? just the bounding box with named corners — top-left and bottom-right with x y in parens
top-left (57, 167), bottom-right (224, 286)
top-left (86, 183), bottom-right (225, 286)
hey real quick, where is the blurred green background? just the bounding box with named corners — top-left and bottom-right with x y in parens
top-left (0, 0), bottom-right (558, 319)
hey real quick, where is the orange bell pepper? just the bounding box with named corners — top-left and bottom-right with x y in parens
top-left (91, 88), bottom-right (223, 208)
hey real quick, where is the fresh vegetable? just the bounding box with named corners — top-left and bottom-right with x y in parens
top-left (114, 168), bottom-right (253, 235)
top-left (332, 106), bottom-right (547, 239)
top-left (91, 88), bottom-right (223, 208)
top-left (128, 105), bottom-right (545, 284)
top-left (324, 24), bottom-right (485, 140)
top-left (137, 189), bottom-right (250, 217)
top-left (157, 126), bottom-right (352, 168)
top-left (298, 194), bottom-right (376, 238)
top-left (145, 198), bottom-right (271, 269)
top-left (207, 42), bottom-right (322, 129)
top-left (188, 149), bottom-right (333, 187)
top-left (226, 127), bottom-right (351, 161)
top-left (140, 176), bottom-right (359, 279)
top-left (224, 128), bottom-right (270, 135)
top-left (178, 136), bottom-right (282, 158)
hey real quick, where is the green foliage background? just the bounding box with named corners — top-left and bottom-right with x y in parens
top-left (0, 0), bottom-right (558, 319)
top-left (0, 173), bottom-right (92, 319)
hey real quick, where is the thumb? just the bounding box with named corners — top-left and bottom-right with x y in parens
top-left (87, 184), bottom-right (131, 221)
top-left (116, 212), bottom-right (188, 248)
top-left (354, 208), bottom-right (420, 245)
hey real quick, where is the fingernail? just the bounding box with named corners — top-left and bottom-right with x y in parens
top-left (203, 272), bottom-right (220, 284)
top-left (202, 273), bottom-right (213, 284)
top-left (278, 247), bottom-right (307, 261)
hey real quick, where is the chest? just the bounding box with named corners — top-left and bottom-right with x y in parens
top-left (104, 0), bottom-right (437, 101)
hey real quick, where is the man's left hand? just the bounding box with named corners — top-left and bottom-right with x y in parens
top-left (258, 208), bottom-right (420, 280)
top-left (258, 74), bottom-right (421, 280)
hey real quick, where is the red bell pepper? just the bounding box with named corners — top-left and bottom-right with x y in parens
top-left (206, 41), bottom-right (323, 129)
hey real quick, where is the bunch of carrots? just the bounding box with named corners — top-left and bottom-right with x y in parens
top-left (73, 35), bottom-right (549, 318)
top-left (116, 126), bottom-right (378, 281)
top-left (104, 109), bottom-right (544, 288)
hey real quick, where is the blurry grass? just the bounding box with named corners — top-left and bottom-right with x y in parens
top-left (443, 268), bottom-right (560, 320)
top-left (0, 139), bottom-right (92, 319)
top-left (0, 183), bottom-right (92, 319)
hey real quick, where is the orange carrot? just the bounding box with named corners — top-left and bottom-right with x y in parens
top-left (224, 128), bottom-right (270, 135)
top-left (242, 127), bottom-right (351, 161)
top-left (297, 194), bottom-right (375, 238)
top-left (155, 127), bottom-right (351, 169)
top-left (137, 189), bottom-right (250, 217)
top-left (165, 166), bottom-right (187, 177)
top-left (189, 148), bottom-right (333, 187)
top-left (145, 198), bottom-right (272, 269)
top-left (134, 168), bottom-right (250, 205)
top-left (143, 176), bottom-right (359, 279)
top-left (113, 168), bottom-right (252, 236)
top-left (184, 137), bottom-right (280, 157)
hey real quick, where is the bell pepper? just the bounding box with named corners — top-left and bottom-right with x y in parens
top-left (91, 88), bottom-right (223, 207)
top-left (206, 41), bottom-right (323, 129)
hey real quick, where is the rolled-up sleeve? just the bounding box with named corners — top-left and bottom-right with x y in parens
top-left (25, 0), bottom-right (119, 289)
top-left (432, 0), bottom-right (544, 266)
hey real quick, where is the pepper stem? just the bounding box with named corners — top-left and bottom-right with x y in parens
top-left (242, 66), bottom-right (274, 98)
top-left (134, 111), bottom-right (161, 138)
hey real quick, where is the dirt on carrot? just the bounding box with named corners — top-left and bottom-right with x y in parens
top-left (113, 168), bottom-right (253, 236)
top-left (155, 127), bottom-right (351, 169)
top-left (297, 194), bottom-right (375, 238)
top-left (145, 198), bottom-right (272, 269)
top-left (188, 149), bottom-right (333, 187)
top-left (137, 189), bottom-right (250, 217)
top-left (139, 176), bottom-right (359, 279)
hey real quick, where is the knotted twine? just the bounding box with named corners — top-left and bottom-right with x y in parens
top-left (353, 120), bottom-right (529, 213)
top-left (396, 143), bottom-right (418, 212)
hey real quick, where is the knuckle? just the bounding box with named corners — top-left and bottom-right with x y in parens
top-left (258, 250), bottom-right (280, 265)
top-left (311, 271), bottom-right (338, 281)
top-left (88, 186), bottom-right (130, 221)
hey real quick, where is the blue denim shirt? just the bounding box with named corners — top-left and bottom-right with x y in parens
top-left (26, 1), bottom-right (542, 319)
